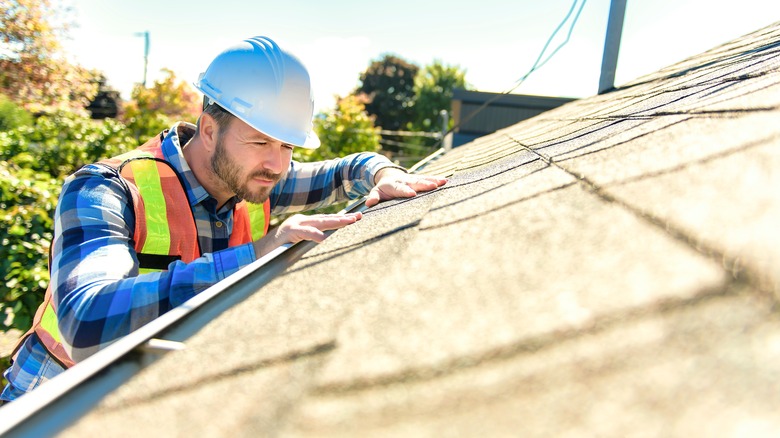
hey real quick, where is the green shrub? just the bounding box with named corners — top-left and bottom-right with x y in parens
top-left (0, 112), bottom-right (136, 332)
top-left (0, 94), bottom-right (32, 132)
top-left (0, 111), bottom-right (135, 178)
top-left (122, 111), bottom-right (172, 146)
top-left (295, 95), bottom-right (380, 163)
top-left (0, 161), bottom-right (58, 332)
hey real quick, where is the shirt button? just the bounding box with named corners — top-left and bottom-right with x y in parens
top-left (215, 222), bottom-right (223, 228)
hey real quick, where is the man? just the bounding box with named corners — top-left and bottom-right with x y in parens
top-left (1, 36), bottom-right (445, 402)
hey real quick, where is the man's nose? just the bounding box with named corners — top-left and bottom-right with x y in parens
top-left (261, 144), bottom-right (285, 174)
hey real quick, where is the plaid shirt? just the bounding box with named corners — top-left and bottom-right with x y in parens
top-left (2, 122), bottom-right (399, 401)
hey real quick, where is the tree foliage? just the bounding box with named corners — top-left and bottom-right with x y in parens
top-left (0, 112), bottom-right (134, 332)
top-left (0, 0), bottom-right (99, 113)
top-left (0, 111), bottom-right (133, 178)
top-left (0, 94), bottom-right (33, 132)
top-left (295, 95), bottom-right (380, 162)
top-left (352, 56), bottom-right (469, 159)
top-left (0, 160), bottom-right (57, 333)
top-left (355, 55), bottom-right (419, 132)
top-left (122, 68), bottom-right (202, 144)
top-left (411, 60), bottom-right (468, 132)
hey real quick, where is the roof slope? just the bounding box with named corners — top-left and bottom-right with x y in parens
top-left (63, 22), bottom-right (780, 437)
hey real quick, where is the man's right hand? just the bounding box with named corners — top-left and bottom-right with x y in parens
top-left (252, 212), bottom-right (362, 258)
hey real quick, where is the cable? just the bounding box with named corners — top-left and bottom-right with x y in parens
top-left (379, 138), bottom-right (435, 152)
top-left (515, 0), bottom-right (588, 88)
top-left (435, 0), bottom-right (588, 149)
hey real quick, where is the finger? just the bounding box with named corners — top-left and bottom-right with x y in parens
top-left (290, 225), bottom-right (327, 243)
top-left (302, 213), bottom-right (362, 231)
top-left (424, 176), bottom-right (448, 186)
top-left (372, 182), bottom-right (416, 203)
top-left (412, 175), bottom-right (447, 184)
top-left (404, 179), bottom-right (439, 192)
top-left (365, 188), bottom-right (381, 207)
top-left (389, 181), bottom-right (417, 197)
top-left (404, 176), bottom-right (447, 191)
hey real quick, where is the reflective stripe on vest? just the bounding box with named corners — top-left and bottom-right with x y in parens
top-left (39, 303), bottom-right (60, 343)
top-left (14, 131), bottom-right (271, 368)
top-left (33, 292), bottom-right (74, 368)
top-left (132, 158), bottom-right (171, 257)
top-left (247, 201), bottom-right (269, 241)
top-left (119, 156), bottom-right (197, 272)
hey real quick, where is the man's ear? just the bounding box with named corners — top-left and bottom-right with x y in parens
top-left (199, 113), bottom-right (218, 151)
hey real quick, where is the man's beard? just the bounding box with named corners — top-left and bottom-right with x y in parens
top-left (210, 135), bottom-right (282, 204)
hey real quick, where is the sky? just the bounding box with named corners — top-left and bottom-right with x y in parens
top-left (61, 0), bottom-right (780, 114)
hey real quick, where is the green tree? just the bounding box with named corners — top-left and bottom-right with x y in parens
top-left (395, 61), bottom-right (470, 150)
top-left (0, 112), bottom-right (135, 332)
top-left (0, 111), bottom-right (134, 178)
top-left (121, 68), bottom-right (202, 144)
top-left (0, 161), bottom-right (58, 333)
top-left (355, 55), bottom-right (419, 132)
top-left (0, 0), bottom-right (99, 113)
top-left (0, 94), bottom-right (32, 132)
top-left (411, 60), bottom-right (468, 132)
top-left (296, 95), bottom-right (381, 162)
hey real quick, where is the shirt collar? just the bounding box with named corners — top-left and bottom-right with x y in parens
top-left (160, 122), bottom-right (240, 213)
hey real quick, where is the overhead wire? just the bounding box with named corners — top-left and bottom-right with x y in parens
top-left (433, 0), bottom-right (589, 149)
top-left (379, 137), bottom-right (437, 152)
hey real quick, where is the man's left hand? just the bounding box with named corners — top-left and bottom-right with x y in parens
top-left (365, 168), bottom-right (447, 208)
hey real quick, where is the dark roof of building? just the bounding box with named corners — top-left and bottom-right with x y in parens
top-left (58, 20), bottom-right (780, 436)
top-left (451, 89), bottom-right (577, 145)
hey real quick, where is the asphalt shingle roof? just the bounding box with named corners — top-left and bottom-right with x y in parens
top-left (61, 21), bottom-right (780, 437)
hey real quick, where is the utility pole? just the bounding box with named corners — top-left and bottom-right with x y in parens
top-left (598, 0), bottom-right (627, 94)
top-left (440, 109), bottom-right (452, 152)
top-left (134, 31), bottom-right (150, 87)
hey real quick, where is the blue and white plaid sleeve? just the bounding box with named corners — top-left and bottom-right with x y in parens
top-left (269, 152), bottom-right (403, 214)
top-left (52, 166), bottom-right (255, 362)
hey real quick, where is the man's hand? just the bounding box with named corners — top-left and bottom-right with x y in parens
top-left (253, 212), bottom-right (362, 258)
top-left (365, 168), bottom-right (447, 208)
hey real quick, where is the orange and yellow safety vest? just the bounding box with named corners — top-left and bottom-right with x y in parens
top-left (15, 132), bottom-right (270, 368)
